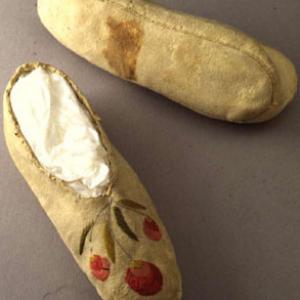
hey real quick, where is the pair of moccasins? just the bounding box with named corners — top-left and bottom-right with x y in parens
top-left (3, 1), bottom-right (298, 300)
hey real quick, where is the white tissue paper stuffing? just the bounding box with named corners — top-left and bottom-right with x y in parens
top-left (11, 67), bottom-right (110, 198)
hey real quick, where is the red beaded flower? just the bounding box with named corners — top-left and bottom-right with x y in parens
top-left (143, 217), bottom-right (162, 241)
top-left (90, 255), bottom-right (110, 281)
top-left (126, 260), bottom-right (163, 296)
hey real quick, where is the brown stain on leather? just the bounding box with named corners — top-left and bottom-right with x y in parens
top-left (104, 17), bottom-right (144, 81)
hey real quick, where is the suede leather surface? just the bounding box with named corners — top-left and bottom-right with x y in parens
top-left (37, 0), bottom-right (298, 123)
top-left (3, 63), bottom-right (182, 300)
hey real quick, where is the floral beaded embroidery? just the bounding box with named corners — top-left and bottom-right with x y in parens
top-left (90, 255), bottom-right (110, 281)
top-left (79, 198), bottom-right (163, 296)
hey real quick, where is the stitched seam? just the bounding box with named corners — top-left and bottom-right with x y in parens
top-left (98, 0), bottom-right (275, 90)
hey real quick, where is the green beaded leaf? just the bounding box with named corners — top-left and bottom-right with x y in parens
top-left (103, 223), bottom-right (116, 263)
top-left (118, 199), bottom-right (147, 210)
top-left (113, 207), bottom-right (139, 241)
top-left (79, 222), bottom-right (94, 255)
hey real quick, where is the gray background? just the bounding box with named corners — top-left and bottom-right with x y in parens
top-left (0, 0), bottom-right (299, 299)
